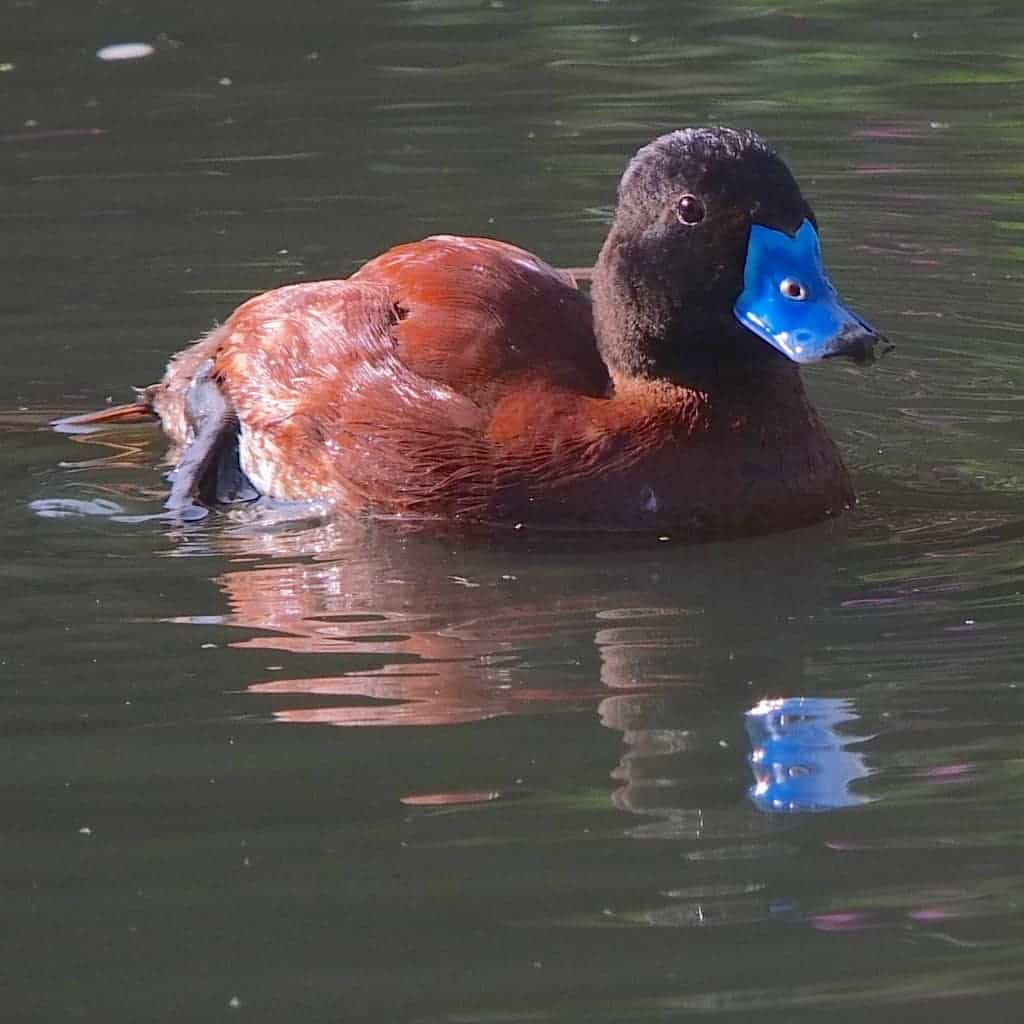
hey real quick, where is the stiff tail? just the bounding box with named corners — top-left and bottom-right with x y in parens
top-left (52, 390), bottom-right (157, 432)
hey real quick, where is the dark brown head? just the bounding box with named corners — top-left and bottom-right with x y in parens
top-left (592, 127), bottom-right (884, 389)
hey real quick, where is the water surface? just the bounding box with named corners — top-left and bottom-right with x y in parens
top-left (3, 1), bottom-right (1023, 1020)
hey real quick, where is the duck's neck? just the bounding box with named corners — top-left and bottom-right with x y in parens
top-left (591, 228), bottom-right (803, 399)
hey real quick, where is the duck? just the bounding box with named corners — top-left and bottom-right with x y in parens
top-left (58, 127), bottom-right (887, 536)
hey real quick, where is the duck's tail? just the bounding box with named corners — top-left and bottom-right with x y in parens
top-left (52, 387), bottom-right (158, 431)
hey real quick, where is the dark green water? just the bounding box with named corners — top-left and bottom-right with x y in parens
top-left (3, 1), bottom-right (1024, 1020)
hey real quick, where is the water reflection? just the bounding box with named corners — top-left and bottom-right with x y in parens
top-left (745, 697), bottom-right (872, 813)
top-left (142, 492), bottom-right (1024, 959)
top-left (170, 513), bottom-right (862, 819)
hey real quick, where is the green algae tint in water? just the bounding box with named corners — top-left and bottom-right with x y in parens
top-left (2, 0), bottom-right (1024, 1021)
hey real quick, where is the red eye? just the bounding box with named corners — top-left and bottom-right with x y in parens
top-left (676, 194), bottom-right (705, 225)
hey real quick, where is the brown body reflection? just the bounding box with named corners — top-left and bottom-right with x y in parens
top-left (203, 516), bottom-right (842, 743)
top-left (217, 526), bottom-right (620, 726)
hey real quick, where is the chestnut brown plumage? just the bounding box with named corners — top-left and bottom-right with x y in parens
top-left (59, 128), bottom-right (885, 537)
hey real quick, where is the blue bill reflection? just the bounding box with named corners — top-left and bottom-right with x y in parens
top-left (746, 697), bottom-right (872, 813)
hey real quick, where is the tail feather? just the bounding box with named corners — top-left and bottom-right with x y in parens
top-left (52, 396), bottom-right (157, 432)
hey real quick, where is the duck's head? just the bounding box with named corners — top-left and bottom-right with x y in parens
top-left (592, 127), bottom-right (887, 388)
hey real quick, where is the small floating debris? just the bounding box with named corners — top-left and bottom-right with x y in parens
top-left (96, 43), bottom-right (156, 62)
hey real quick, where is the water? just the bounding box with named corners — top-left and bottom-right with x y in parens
top-left (3, 1), bottom-right (1023, 1020)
